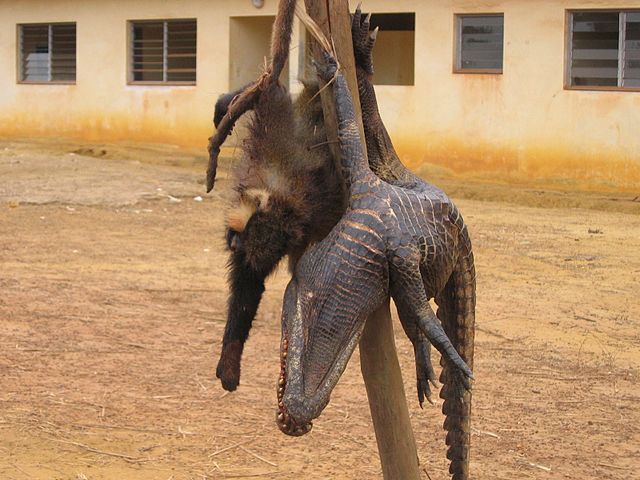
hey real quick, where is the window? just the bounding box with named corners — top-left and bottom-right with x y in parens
top-left (567, 11), bottom-right (640, 89)
top-left (18, 23), bottom-right (76, 83)
top-left (368, 13), bottom-right (415, 86)
top-left (299, 12), bottom-right (414, 86)
top-left (130, 19), bottom-right (197, 84)
top-left (455, 14), bottom-right (504, 73)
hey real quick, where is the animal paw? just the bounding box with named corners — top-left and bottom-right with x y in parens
top-left (312, 50), bottom-right (338, 83)
top-left (440, 362), bottom-right (473, 401)
top-left (352, 4), bottom-right (378, 75)
top-left (443, 355), bottom-right (473, 393)
top-left (216, 340), bottom-right (243, 391)
top-left (455, 363), bottom-right (474, 392)
top-left (415, 338), bottom-right (440, 407)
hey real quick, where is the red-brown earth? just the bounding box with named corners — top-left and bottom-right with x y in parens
top-left (1, 139), bottom-right (638, 479)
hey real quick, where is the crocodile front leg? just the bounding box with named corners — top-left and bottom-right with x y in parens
top-left (390, 259), bottom-right (473, 387)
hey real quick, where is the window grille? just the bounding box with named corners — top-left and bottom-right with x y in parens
top-left (130, 19), bottom-right (197, 84)
top-left (624, 13), bottom-right (640, 87)
top-left (455, 14), bottom-right (504, 73)
top-left (19, 23), bottom-right (76, 83)
top-left (568, 10), bottom-right (640, 89)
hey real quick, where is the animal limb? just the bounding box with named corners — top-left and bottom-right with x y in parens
top-left (277, 44), bottom-right (475, 480)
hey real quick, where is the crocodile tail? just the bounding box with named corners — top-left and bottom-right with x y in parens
top-left (436, 223), bottom-right (476, 480)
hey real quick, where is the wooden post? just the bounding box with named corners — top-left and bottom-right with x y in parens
top-left (303, 2), bottom-right (421, 478)
top-left (360, 301), bottom-right (421, 480)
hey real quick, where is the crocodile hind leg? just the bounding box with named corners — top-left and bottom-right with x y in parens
top-left (351, 5), bottom-right (424, 190)
top-left (390, 261), bottom-right (473, 384)
top-left (395, 304), bottom-right (439, 406)
top-left (436, 240), bottom-right (476, 480)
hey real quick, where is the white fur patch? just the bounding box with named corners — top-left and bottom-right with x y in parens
top-left (226, 188), bottom-right (270, 232)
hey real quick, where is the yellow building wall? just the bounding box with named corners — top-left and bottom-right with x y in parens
top-left (364, 0), bottom-right (640, 190)
top-left (0, 0), bottom-right (283, 149)
top-left (0, 0), bottom-right (639, 189)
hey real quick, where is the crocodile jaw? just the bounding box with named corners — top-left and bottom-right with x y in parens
top-left (277, 279), bottom-right (367, 433)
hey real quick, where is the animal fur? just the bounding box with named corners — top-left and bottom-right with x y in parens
top-left (210, 6), bottom-right (475, 479)
top-left (215, 79), bottom-right (346, 391)
top-left (213, 5), bottom-right (434, 399)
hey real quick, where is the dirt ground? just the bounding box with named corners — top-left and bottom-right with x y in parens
top-left (1, 138), bottom-right (639, 480)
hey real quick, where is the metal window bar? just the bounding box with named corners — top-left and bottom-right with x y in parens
top-left (618, 12), bottom-right (625, 87)
top-left (622, 11), bottom-right (640, 87)
top-left (18, 26), bottom-right (26, 81)
top-left (129, 21), bottom-right (134, 82)
top-left (456, 16), bottom-right (463, 70)
top-left (47, 24), bottom-right (52, 81)
top-left (567, 12), bottom-right (574, 85)
top-left (163, 20), bottom-right (168, 83)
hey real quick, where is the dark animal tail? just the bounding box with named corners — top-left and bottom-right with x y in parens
top-left (436, 222), bottom-right (476, 480)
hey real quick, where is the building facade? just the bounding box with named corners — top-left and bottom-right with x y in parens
top-left (0, 0), bottom-right (639, 189)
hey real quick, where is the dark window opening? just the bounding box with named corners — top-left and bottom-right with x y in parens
top-left (455, 14), bottom-right (504, 73)
top-left (299, 12), bottom-right (414, 86)
top-left (366, 12), bottom-right (416, 86)
top-left (568, 10), bottom-right (640, 89)
top-left (19, 23), bottom-right (76, 83)
top-left (130, 19), bottom-right (197, 84)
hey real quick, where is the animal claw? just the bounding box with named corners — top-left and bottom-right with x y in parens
top-left (312, 52), bottom-right (338, 82)
top-left (418, 375), bottom-right (436, 407)
top-left (351, 6), bottom-right (375, 75)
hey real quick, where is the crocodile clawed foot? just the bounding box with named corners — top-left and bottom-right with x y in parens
top-left (312, 51), bottom-right (338, 83)
top-left (417, 374), bottom-right (433, 408)
top-left (444, 361), bottom-right (473, 397)
top-left (415, 338), bottom-right (440, 407)
top-left (352, 4), bottom-right (378, 75)
top-left (459, 367), bottom-right (473, 392)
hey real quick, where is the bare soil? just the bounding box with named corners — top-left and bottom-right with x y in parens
top-left (1, 139), bottom-right (639, 480)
